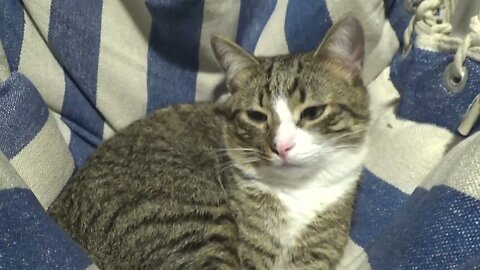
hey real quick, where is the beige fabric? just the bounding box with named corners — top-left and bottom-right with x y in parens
top-left (421, 132), bottom-right (480, 200)
top-left (10, 114), bottom-right (74, 208)
top-left (0, 151), bottom-right (28, 190)
top-left (0, 43), bottom-right (9, 84)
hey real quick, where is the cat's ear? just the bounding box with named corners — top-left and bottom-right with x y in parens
top-left (211, 35), bottom-right (259, 81)
top-left (314, 17), bottom-right (364, 82)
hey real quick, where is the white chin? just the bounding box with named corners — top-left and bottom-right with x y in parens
top-left (273, 161), bottom-right (303, 169)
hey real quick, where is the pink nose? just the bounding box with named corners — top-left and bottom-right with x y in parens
top-left (275, 141), bottom-right (295, 159)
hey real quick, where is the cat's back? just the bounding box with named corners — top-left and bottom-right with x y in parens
top-left (48, 102), bottom-right (230, 268)
top-left (72, 102), bottom-right (225, 186)
top-left (111, 102), bottom-right (224, 153)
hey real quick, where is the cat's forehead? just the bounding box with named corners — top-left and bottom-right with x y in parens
top-left (238, 55), bottom-right (306, 100)
top-left (231, 53), bottom-right (361, 112)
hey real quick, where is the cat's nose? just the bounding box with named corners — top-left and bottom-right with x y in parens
top-left (273, 140), bottom-right (295, 159)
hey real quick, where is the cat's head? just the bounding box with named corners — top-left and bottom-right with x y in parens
top-left (212, 17), bottom-right (369, 185)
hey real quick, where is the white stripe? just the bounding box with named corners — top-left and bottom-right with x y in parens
top-left (10, 114), bottom-right (74, 209)
top-left (274, 97), bottom-right (294, 124)
top-left (22, 1), bottom-right (53, 35)
top-left (17, 5), bottom-right (66, 113)
top-left (96, 0), bottom-right (151, 132)
top-left (420, 132), bottom-right (480, 200)
top-left (336, 238), bottom-right (371, 270)
top-left (0, 43), bottom-right (10, 84)
top-left (51, 110), bottom-right (72, 144)
top-left (195, 0), bottom-right (241, 102)
top-left (254, 0), bottom-right (290, 56)
top-left (0, 151), bottom-right (28, 190)
top-left (361, 21), bottom-right (399, 83)
top-left (326, 0), bottom-right (398, 84)
top-left (85, 264), bottom-right (100, 270)
top-left (103, 122), bottom-right (115, 140)
top-left (366, 67), bottom-right (457, 194)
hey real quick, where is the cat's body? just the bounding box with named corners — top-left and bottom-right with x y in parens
top-left (48, 17), bottom-right (369, 270)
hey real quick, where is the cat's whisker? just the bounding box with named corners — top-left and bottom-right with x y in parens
top-left (216, 155), bottom-right (260, 167)
top-left (323, 129), bottom-right (367, 144)
top-left (218, 158), bottom-right (261, 172)
top-left (300, 144), bottom-right (358, 162)
top-left (210, 148), bottom-right (260, 153)
top-left (195, 149), bottom-right (262, 166)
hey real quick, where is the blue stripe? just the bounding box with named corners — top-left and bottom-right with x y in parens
top-left (0, 188), bottom-right (92, 269)
top-left (48, 0), bottom-right (105, 166)
top-left (456, 256), bottom-right (480, 270)
top-left (367, 185), bottom-right (480, 270)
top-left (48, 0), bottom-right (103, 105)
top-left (387, 0), bottom-right (412, 46)
top-left (350, 169), bottom-right (409, 248)
top-left (235, 0), bottom-right (277, 54)
top-left (0, 72), bottom-right (49, 159)
top-left (383, 0), bottom-right (397, 17)
top-left (391, 48), bottom-right (480, 134)
top-left (284, 0), bottom-right (331, 53)
top-left (60, 77), bottom-right (104, 168)
top-left (0, 0), bottom-right (24, 71)
top-left (62, 118), bottom-right (98, 169)
top-left (145, 0), bottom-right (204, 112)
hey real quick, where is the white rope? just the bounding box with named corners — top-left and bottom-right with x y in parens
top-left (452, 34), bottom-right (470, 78)
top-left (458, 94), bottom-right (480, 136)
top-left (452, 15), bottom-right (480, 79)
top-left (457, 15), bottom-right (480, 136)
top-left (403, 0), bottom-right (450, 51)
top-left (403, 3), bottom-right (480, 136)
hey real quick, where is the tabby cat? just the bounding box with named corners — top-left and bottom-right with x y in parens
top-left (48, 17), bottom-right (369, 270)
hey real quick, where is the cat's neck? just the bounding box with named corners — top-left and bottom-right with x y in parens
top-left (233, 146), bottom-right (365, 250)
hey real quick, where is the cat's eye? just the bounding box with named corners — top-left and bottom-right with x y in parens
top-left (300, 105), bottom-right (326, 121)
top-left (246, 110), bottom-right (268, 122)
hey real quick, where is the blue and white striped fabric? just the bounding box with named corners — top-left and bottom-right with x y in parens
top-left (0, 0), bottom-right (478, 269)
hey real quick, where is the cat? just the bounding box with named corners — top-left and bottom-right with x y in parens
top-left (48, 17), bottom-right (369, 270)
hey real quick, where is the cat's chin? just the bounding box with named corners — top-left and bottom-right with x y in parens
top-left (272, 160), bottom-right (304, 170)
top-left (269, 154), bottom-right (324, 170)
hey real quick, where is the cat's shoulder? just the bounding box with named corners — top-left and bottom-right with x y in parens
top-left (146, 102), bottom-right (223, 126)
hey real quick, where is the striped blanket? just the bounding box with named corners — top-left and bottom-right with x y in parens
top-left (0, 0), bottom-right (479, 269)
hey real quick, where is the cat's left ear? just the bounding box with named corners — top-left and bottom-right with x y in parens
top-left (314, 17), bottom-right (365, 82)
top-left (211, 35), bottom-right (259, 82)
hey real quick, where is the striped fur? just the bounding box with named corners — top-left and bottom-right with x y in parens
top-left (48, 18), bottom-right (369, 270)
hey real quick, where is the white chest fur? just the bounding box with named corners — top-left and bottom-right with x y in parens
top-left (274, 172), bottom-right (359, 249)
top-left (244, 147), bottom-right (366, 250)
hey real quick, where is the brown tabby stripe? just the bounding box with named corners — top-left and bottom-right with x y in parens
top-left (114, 206), bottom-right (230, 240)
top-left (242, 257), bottom-right (257, 270)
top-left (263, 61), bottom-right (274, 91)
top-left (199, 255), bottom-right (238, 269)
top-left (239, 220), bottom-right (279, 248)
top-left (192, 242), bottom-right (240, 266)
top-left (298, 85), bottom-right (306, 103)
top-left (287, 77), bottom-right (299, 96)
top-left (240, 235), bottom-right (276, 262)
top-left (338, 104), bottom-right (368, 120)
top-left (179, 234), bottom-right (235, 255)
top-left (296, 58), bottom-right (303, 73)
top-left (267, 61), bottom-right (278, 92)
top-left (100, 194), bottom-right (233, 232)
top-left (241, 246), bottom-right (271, 270)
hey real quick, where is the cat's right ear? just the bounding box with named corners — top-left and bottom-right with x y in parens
top-left (211, 36), bottom-right (259, 83)
top-left (314, 16), bottom-right (364, 83)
